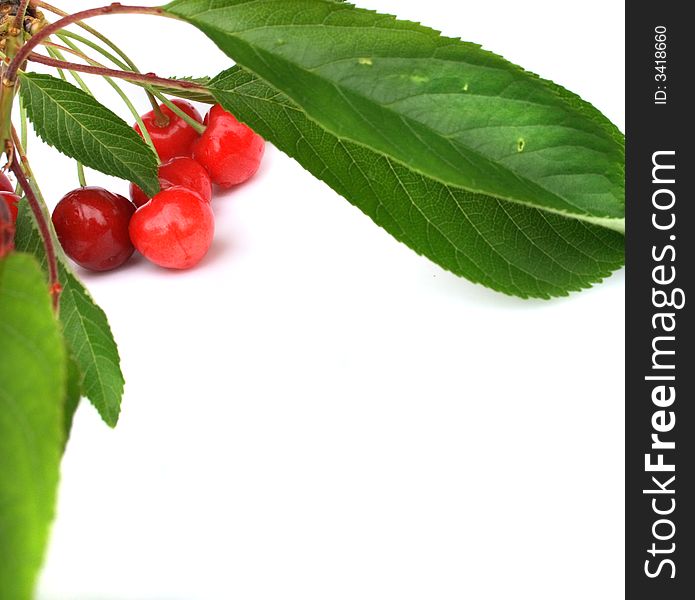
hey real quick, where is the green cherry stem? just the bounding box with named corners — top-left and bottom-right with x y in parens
top-left (34, 2), bottom-right (167, 120)
top-left (45, 44), bottom-right (92, 185)
top-left (5, 4), bottom-right (168, 86)
top-left (148, 89), bottom-right (206, 134)
top-left (38, 40), bottom-right (160, 159)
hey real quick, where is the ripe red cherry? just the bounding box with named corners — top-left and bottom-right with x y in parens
top-left (0, 192), bottom-right (14, 258)
top-left (0, 172), bottom-right (13, 193)
top-left (134, 99), bottom-right (203, 162)
top-left (52, 187), bottom-right (136, 272)
top-left (0, 191), bottom-right (20, 224)
top-left (129, 156), bottom-right (212, 208)
top-left (193, 104), bottom-right (265, 188)
top-left (129, 186), bottom-right (214, 270)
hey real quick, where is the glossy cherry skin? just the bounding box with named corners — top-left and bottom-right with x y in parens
top-left (0, 192), bottom-right (14, 258)
top-left (130, 156), bottom-right (212, 208)
top-left (134, 99), bottom-right (203, 162)
top-left (52, 187), bottom-right (136, 272)
top-left (0, 191), bottom-right (20, 224)
top-left (193, 104), bottom-right (265, 188)
top-left (129, 186), bottom-right (214, 270)
top-left (0, 172), bottom-right (13, 193)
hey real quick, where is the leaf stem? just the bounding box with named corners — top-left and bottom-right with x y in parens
top-left (10, 132), bottom-right (61, 312)
top-left (5, 4), bottom-right (168, 85)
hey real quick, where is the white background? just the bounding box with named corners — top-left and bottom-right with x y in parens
top-left (29, 1), bottom-right (626, 598)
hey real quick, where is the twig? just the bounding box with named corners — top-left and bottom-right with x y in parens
top-left (12, 0), bottom-right (32, 31)
top-left (27, 52), bottom-right (207, 93)
top-left (10, 133), bottom-right (61, 312)
top-left (5, 4), bottom-right (168, 85)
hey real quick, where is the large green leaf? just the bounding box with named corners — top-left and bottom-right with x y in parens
top-left (19, 73), bottom-right (160, 197)
top-left (166, 0), bottom-right (625, 232)
top-left (15, 204), bottom-right (124, 427)
top-left (209, 67), bottom-right (623, 298)
top-left (0, 253), bottom-right (66, 600)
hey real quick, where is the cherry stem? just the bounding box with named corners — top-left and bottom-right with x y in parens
top-left (149, 89), bottom-right (206, 134)
top-left (150, 96), bottom-right (170, 128)
top-left (35, 1), bottom-right (141, 73)
top-left (10, 135), bottom-right (61, 313)
top-left (27, 53), bottom-right (208, 93)
top-left (5, 4), bottom-right (168, 85)
top-left (40, 40), bottom-right (160, 158)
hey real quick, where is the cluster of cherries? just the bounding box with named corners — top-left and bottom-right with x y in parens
top-left (2, 99), bottom-right (265, 271)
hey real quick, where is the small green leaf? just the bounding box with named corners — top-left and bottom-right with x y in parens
top-left (166, 0), bottom-right (625, 232)
top-left (154, 75), bottom-right (216, 103)
top-left (19, 73), bottom-right (160, 197)
top-left (0, 253), bottom-right (66, 600)
top-left (15, 203), bottom-right (124, 427)
top-left (209, 67), bottom-right (623, 298)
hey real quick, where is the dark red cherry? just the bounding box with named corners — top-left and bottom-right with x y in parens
top-left (0, 191), bottom-right (20, 224)
top-left (0, 172), bottom-right (13, 193)
top-left (52, 187), bottom-right (136, 272)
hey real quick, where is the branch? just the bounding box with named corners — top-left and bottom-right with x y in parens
top-left (5, 4), bottom-right (168, 85)
top-left (10, 134), bottom-right (61, 312)
top-left (12, 0), bottom-right (32, 31)
top-left (27, 53), bottom-right (208, 93)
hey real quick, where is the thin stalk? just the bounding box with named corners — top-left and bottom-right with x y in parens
top-left (13, 100), bottom-right (28, 196)
top-left (38, 41), bottom-right (159, 158)
top-left (34, 2), bottom-right (166, 118)
top-left (5, 4), bottom-right (168, 85)
top-left (46, 45), bottom-right (89, 93)
top-left (148, 88), bottom-right (205, 134)
top-left (10, 132), bottom-right (61, 312)
top-left (34, 1), bottom-right (146, 73)
top-left (45, 44), bottom-right (91, 183)
top-left (57, 30), bottom-right (130, 71)
top-left (77, 161), bottom-right (87, 187)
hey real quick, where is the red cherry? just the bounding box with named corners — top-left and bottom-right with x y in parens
top-left (129, 156), bottom-right (212, 208)
top-left (0, 172), bottom-right (13, 193)
top-left (193, 104), bottom-right (265, 188)
top-left (0, 191), bottom-right (20, 224)
top-left (0, 192), bottom-right (14, 258)
top-left (52, 187), bottom-right (136, 272)
top-left (129, 186), bottom-right (214, 270)
top-left (134, 99), bottom-right (203, 162)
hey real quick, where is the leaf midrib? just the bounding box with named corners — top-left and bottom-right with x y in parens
top-left (197, 19), bottom-right (624, 226)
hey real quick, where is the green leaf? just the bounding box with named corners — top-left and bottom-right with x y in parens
top-left (0, 253), bottom-right (66, 600)
top-left (15, 203), bottom-right (124, 427)
top-left (166, 0), bottom-right (625, 232)
top-left (19, 73), bottom-right (160, 197)
top-left (154, 75), bottom-right (216, 103)
top-left (209, 67), bottom-right (623, 298)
